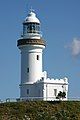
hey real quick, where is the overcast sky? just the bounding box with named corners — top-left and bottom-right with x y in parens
top-left (0, 0), bottom-right (80, 100)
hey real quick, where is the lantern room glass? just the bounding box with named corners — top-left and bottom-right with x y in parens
top-left (23, 23), bottom-right (40, 36)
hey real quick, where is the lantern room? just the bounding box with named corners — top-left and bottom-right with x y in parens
top-left (23, 11), bottom-right (41, 39)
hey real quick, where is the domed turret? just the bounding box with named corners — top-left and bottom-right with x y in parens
top-left (23, 10), bottom-right (41, 39)
top-left (24, 11), bottom-right (40, 23)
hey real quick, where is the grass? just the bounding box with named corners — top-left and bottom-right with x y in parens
top-left (0, 101), bottom-right (80, 119)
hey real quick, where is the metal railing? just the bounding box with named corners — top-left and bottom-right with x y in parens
top-left (0, 97), bottom-right (80, 103)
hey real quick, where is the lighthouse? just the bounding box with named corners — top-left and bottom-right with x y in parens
top-left (17, 10), bottom-right (68, 101)
top-left (17, 10), bottom-right (46, 99)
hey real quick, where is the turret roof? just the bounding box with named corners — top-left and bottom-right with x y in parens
top-left (24, 10), bottom-right (40, 23)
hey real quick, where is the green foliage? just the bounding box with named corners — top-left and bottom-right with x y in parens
top-left (56, 91), bottom-right (66, 100)
top-left (0, 101), bottom-right (80, 119)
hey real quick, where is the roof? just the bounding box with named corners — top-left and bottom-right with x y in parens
top-left (24, 11), bottom-right (40, 24)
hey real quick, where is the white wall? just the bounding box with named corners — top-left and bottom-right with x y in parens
top-left (43, 83), bottom-right (66, 101)
top-left (19, 44), bottom-right (45, 84)
top-left (19, 69), bottom-right (68, 101)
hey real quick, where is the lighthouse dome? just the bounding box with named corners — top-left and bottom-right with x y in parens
top-left (24, 11), bottom-right (40, 24)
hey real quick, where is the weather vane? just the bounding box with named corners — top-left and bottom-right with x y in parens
top-left (30, 6), bottom-right (35, 12)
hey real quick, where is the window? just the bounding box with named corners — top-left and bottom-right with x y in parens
top-left (27, 25), bottom-right (30, 33)
top-left (37, 55), bottom-right (39, 60)
top-left (54, 89), bottom-right (57, 96)
top-left (23, 24), bottom-right (27, 35)
top-left (27, 68), bottom-right (29, 73)
top-left (27, 89), bottom-right (29, 95)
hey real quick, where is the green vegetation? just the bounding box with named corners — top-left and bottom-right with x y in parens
top-left (0, 101), bottom-right (80, 120)
top-left (56, 91), bottom-right (66, 100)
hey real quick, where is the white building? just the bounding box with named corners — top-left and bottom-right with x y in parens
top-left (17, 10), bottom-right (68, 101)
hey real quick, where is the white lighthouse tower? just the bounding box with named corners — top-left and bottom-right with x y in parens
top-left (17, 10), bottom-right (46, 99)
top-left (17, 10), bottom-right (68, 101)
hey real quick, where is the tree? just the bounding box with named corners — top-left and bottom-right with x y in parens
top-left (56, 91), bottom-right (66, 100)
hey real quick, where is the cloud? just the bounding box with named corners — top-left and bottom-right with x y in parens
top-left (71, 38), bottom-right (80, 56)
top-left (65, 38), bottom-right (80, 57)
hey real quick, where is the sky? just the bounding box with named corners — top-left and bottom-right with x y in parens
top-left (0, 0), bottom-right (80, 100)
